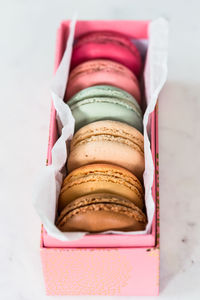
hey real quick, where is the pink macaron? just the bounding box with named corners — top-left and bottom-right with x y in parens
top-left (71, 31), bottom-right (142, 78)
top-left (66, 59), bottom-right (141, 104)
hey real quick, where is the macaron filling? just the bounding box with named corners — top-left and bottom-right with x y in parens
top-left (69, 97), bottom-right (142, 119)
top-left (71, 134), bottom-right (143, 152)
top-left (68, 85), bottom-right (142, 111)
top-left (70, 126), bottom-right (144, 153)
top-left (68, 59), bottom-right (138, 84)
top-left (60, 170), bottom-right (143, 200)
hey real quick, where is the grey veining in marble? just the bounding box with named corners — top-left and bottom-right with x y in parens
top-left (0, 0), bottom-right (200, 299)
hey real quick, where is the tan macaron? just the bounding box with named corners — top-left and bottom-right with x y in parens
top-left (58, 163), bottom-right (144, 213)
top-left (56, 193), bottom-right (147, 232)
top-left (67, 120), bottom-right (144, 181)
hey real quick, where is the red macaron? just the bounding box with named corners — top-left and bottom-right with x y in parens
top-left (71, 31), bottom-right (142, 78)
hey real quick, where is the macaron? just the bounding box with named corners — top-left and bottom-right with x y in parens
top-left (58, 163), bottom-right (144, 213)
top-left (67, 85), bottom-right (143, 132)
top-left (67, 120), bottom-right (145, 181)
top-left (56, 193), bottom-right (147, 232)
top-left (65, 59), bottom-right (141, 104)
top-left (71, 31), bottom-right (142, 77)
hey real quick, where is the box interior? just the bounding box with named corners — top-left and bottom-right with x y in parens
top-left (43, 20), bottom-right (158, 248)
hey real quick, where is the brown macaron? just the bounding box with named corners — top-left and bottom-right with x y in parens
top-left (56, 193), bottom-right (147, 232)
top-left (58, 163), bottom-right (144, 213)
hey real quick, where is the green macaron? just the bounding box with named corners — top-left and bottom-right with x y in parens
top-left (67, 85), bottom-right (143, 132)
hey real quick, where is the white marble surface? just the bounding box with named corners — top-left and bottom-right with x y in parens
top-left (0, 0), bottom-right (200, 299)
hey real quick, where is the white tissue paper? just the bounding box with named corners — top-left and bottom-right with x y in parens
top-left (33, 17), bottom-right (168, 241)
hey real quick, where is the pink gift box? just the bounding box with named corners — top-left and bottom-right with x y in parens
top-left (40, 20), bottom-right (160, 296)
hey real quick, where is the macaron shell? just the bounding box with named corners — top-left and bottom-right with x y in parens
top-left (71, 31), bottom-right (142, 76)
top-left (58, 163), bottom-right (144, 213)
top-left (66, 59), bottom-right (141, 104)
top-left (56, 194), bottom-right (147, 232)
top-left (70, 120), bottom-right (144, 150)
top-left (69, 98), bottom-right (143, 132)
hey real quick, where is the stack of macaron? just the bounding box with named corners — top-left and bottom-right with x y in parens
top-left (56, 31), bottom-right (147, 233)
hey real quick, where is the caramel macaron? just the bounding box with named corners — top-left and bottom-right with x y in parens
top-left (58, 163), bottom-right (144, 213)
top-left (56, 193), bottom-right (147, 232)
top-left (67, 120), bottom-right (145, 181)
